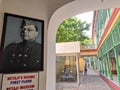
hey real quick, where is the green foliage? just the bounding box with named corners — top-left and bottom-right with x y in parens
top-left (56, 17), bottom-right (91, 45)
top-left (83, 38), bottom-right (92, 44)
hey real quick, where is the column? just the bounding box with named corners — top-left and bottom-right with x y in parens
top-left (100, 61), bottom-right (101, 73)
top-left (76, 55), bottom-right (80, 85)
top-left (101, 59), bottom-right (104, 74)
top-left (104, 57), bottom-right (108, 77)
top-left (107, 53), bottom-right (113, 80)
top-left (113, 47), bottom-right (120, 85)
top-left (99, 59), bottom-right (102, 73)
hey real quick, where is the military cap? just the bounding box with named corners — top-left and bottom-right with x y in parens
top-left (21, 19), bottom-right (38, 31)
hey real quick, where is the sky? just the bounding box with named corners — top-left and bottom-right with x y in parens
top-left (76, 11), bottom-right (93, 38)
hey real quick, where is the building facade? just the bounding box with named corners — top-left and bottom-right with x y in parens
top-left (93, 8), bottom-right (120, 88)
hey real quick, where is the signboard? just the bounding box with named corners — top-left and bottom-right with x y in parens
top-left (2, 72), bottom-right (39, 90)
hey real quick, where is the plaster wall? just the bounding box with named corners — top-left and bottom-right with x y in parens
top-left (48, 0), bottom-right (73, 19)
top-left (0, 0), bottom-right (48, 90)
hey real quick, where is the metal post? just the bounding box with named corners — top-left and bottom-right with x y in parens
top-left (101, 59), bottom-right (104, 74)
top-left (107, 53), bottom-right (113, 80)
top-left (104, 57), bottom-right (108, 77)
top-left (113, 47), bottom-right (120, 85)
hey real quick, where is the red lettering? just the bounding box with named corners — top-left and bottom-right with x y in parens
top-left (7, 76), bottom-right (23, 80)
top-left (20, 85), bottom-right (34, 89)
top-left (24, 75), bottom-right (35, 79)
top-left (6, 86), bottom-right (19, 90)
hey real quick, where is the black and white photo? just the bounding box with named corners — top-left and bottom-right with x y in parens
top-left (0, 13), bottom-right (44, 73)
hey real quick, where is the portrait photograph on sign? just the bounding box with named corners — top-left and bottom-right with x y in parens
top-left (0, 13), bottom-right (44, 73)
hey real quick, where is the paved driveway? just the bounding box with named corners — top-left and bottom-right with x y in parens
top-left (79, 68), bottom-right (112, 90)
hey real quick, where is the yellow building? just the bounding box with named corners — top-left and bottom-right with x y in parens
top-left (79, 58), bottom-right (85, 72)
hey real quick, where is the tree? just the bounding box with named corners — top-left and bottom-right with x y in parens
top-left (56, 17), bottom-right (91, 45)
top-left (83, 38), bottom-right (92, 44)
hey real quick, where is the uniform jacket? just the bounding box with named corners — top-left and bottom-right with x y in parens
top-left (1, 41), bottom-right (43, 73)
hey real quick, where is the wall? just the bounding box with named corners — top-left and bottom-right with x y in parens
top-left (0, 0), bottom-right (3, 44)
top-left (48, 0), bottom-right (73, 19)
top-left (0, 0), bottom-right (48, 90)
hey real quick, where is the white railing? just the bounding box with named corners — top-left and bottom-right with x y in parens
top-left (81, 44), bottom-right (97, 50)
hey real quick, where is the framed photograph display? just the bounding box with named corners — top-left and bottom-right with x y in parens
top-left (0, 13), bottom-right (44, 73)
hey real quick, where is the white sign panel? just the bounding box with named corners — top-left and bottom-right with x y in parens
top-left (2, 72), bottom-right (39, 90)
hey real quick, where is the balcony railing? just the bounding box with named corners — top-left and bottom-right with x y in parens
top-left (80, 44), bottom-right (97, 50)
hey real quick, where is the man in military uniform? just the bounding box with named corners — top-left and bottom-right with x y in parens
top-left (1, 19), bottom-right (43, 73)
